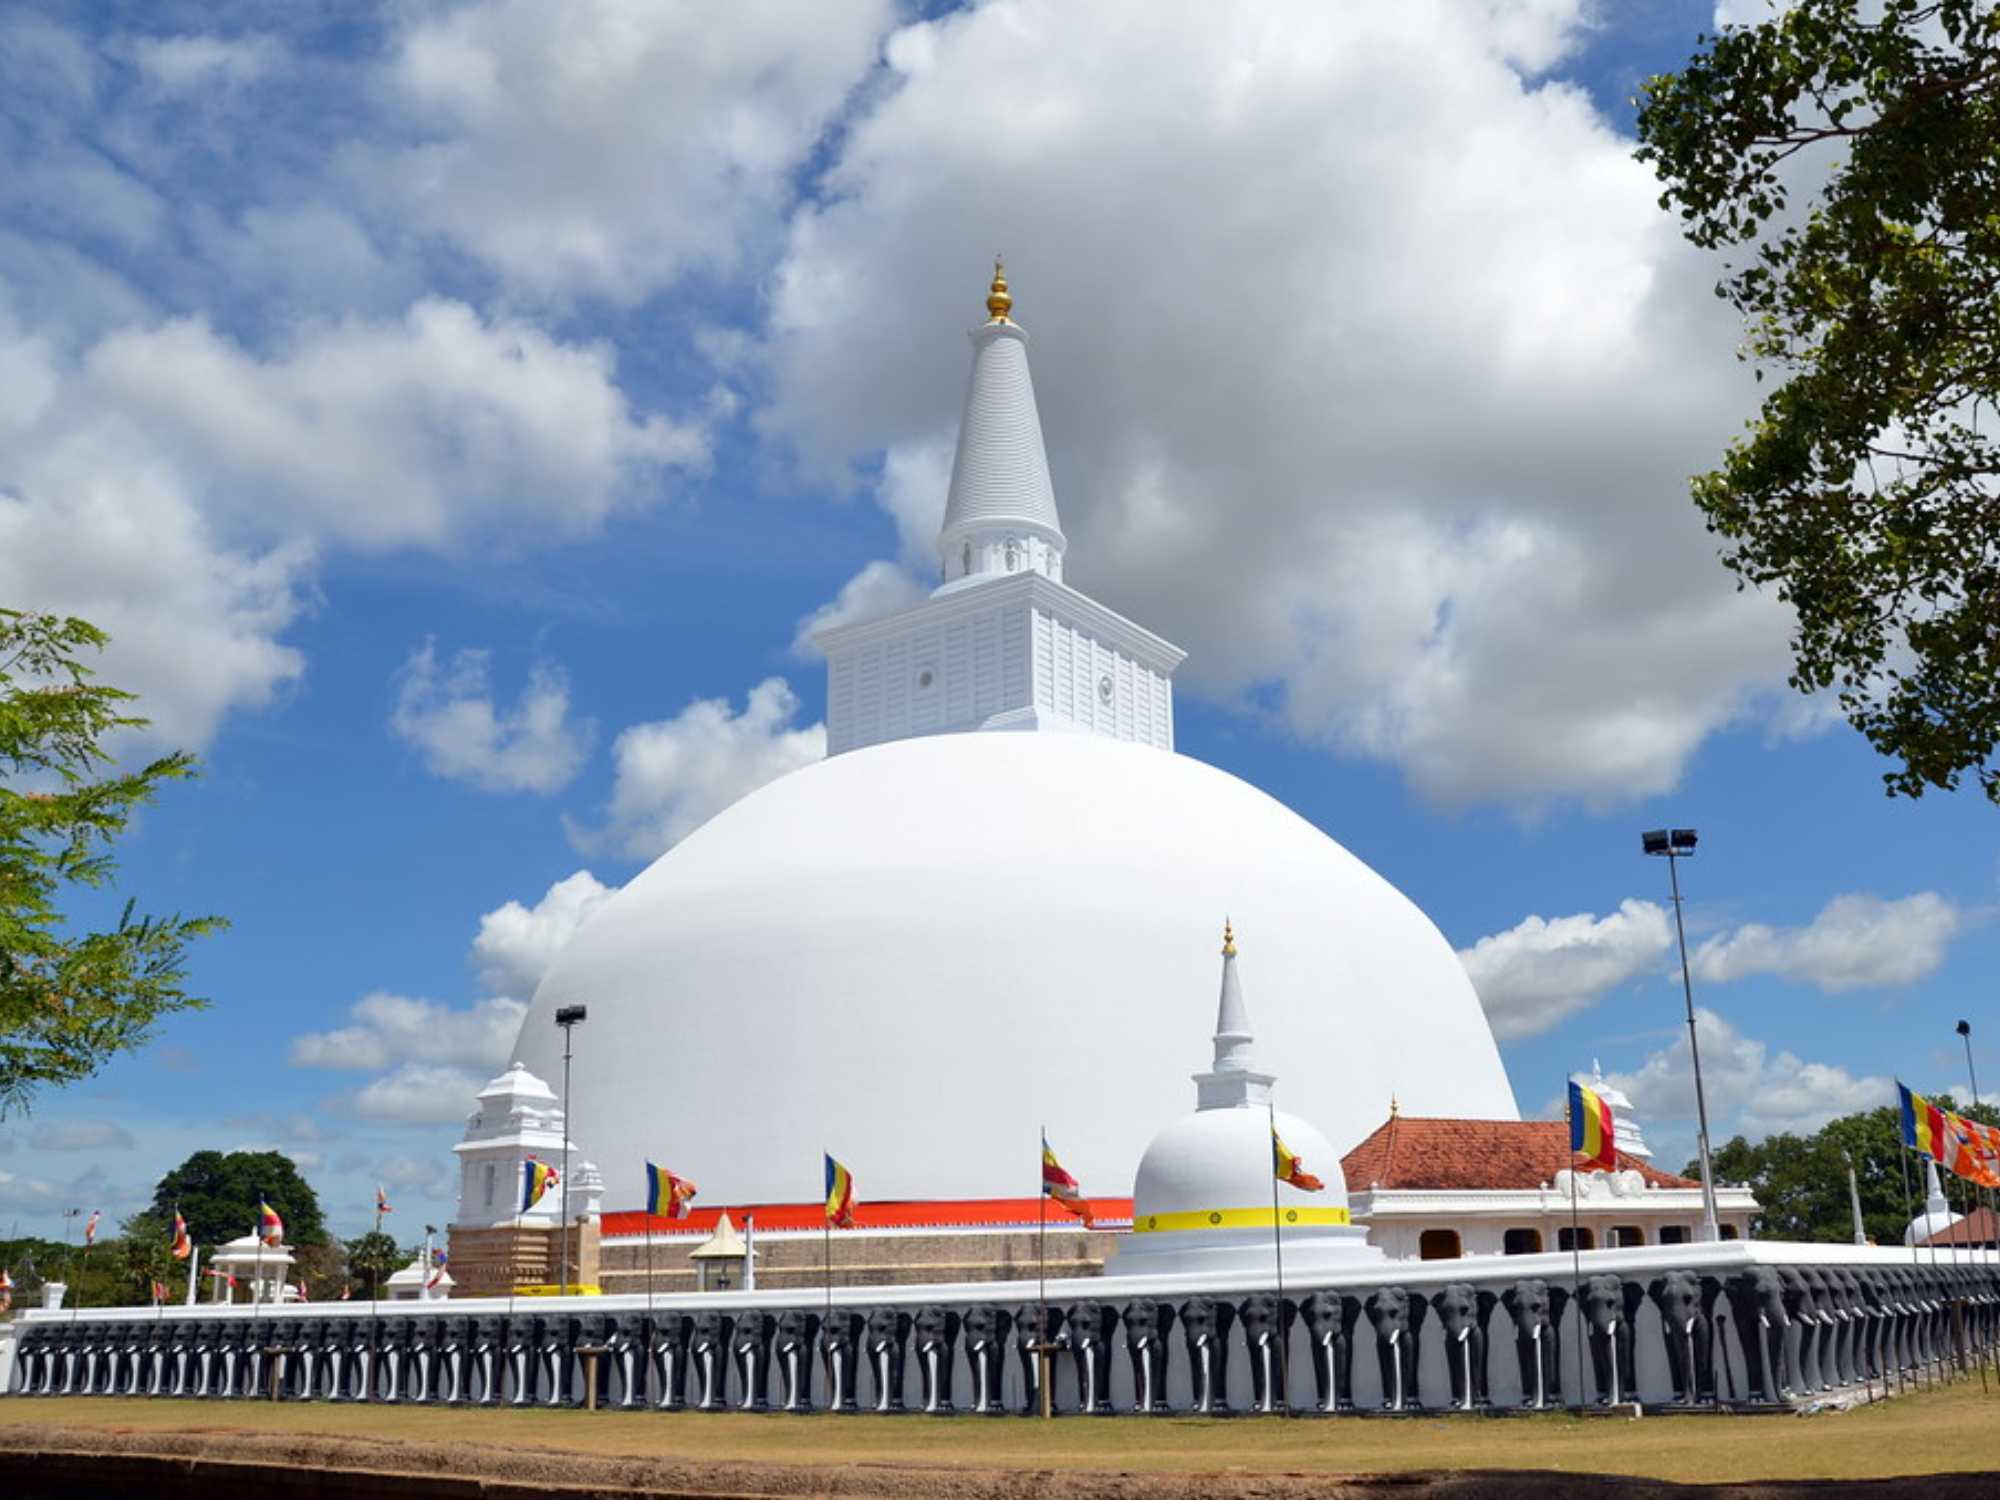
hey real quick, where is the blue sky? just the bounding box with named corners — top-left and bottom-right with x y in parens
top-left (3, 0), bottom-right (1994, 1244)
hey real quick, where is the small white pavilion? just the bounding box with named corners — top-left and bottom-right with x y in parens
top-left (208, 1234), bottom-right (295, 1304)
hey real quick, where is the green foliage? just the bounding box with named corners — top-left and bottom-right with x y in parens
top-left (0, 608), bottom-right (223, 1114)
top-left (1689, 1099), bottom-right (1998, 1242)
top-left (150, 1148), bottom-right (327, 1249)
top-left (344, 1229), bottom-right (402, 1297)
top-left (1636, 2), bottom-right (2000, 803)
top-left (119, 1211), bottom-right (176, 1300)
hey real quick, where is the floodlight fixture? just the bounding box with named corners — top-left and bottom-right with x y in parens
top-left (554, 1004), bottom-right (588, 1295)
top-left (1640, 823), bottom-right (1719, 1242)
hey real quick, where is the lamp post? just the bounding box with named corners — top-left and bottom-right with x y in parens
top-left (1642, 827), bottom-right (1721, 1242)
top-left (554, 1004), bottom-right (588, 1297)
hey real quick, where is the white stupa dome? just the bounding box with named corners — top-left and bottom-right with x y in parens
top-left (513, 731), bottom-right (1517, 1209)
top-left (1906, 1158), bottom-right (1965, 1246)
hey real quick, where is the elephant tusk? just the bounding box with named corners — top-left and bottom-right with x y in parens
top-left (1684, 1317), bottom-right (1696, 1337)
top-left (1457, 1326), bottom-right (1470, 1344)
top-left (1388, 1328), bottom-right (1401, 1348)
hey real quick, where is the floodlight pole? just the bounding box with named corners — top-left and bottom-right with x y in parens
top-left (554, 1005), bottom-right (588, 1298)
top-left (1645, 830), bottom-right (1721, 1243)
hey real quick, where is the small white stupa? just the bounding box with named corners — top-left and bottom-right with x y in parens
top-left (451, 1061), bottom-right (574, 1230)
top-left (1905, 1159), bottom-right (1965, 1246)
top-left (1114, 922), bottom-right (1378, 1276)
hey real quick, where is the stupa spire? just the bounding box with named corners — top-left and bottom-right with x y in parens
top-left (1194, 919), bottom-right (1275, 1110)
top-left (935, 260), bottom-right (1065, 594)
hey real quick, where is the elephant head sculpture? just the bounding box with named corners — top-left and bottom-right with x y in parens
top-left (1066, 1301), bottom-right (1117, 1415)
top-left (689, 1309), bottom-right (733, 1410)
top-left (1013, 1302), bottom-right (1066, 1415)
top-left (864, 1306), bottom-right (910, 1413)
top-left (1577, 1275), bottom-right (1640, 1407)
top-left (1120, 1300), bottom-right (1176, 1414)
top-left (773, 1309), bottom-right (819, 1412)
top-left (1237, 1292), bottom-right (1295, 1414)
top-left (1298, 1291), bottom-right (1360, 1413)
top-left (1726, 1266), bottom-right (1789, 1402)
top-left (1430, 1283), bottom-right (1493, 1410)
top-left (1178, 1296), bottom-right (1235, 1414)
top-left (730, 1311), bottom-right (775, 1411)
top-left (961, 1305), bottom-right (1013, 1415)
top-left (913, 1305), bottom-right (961, 1414)
top-left (1363, 1287), bottom-right (1424, 1412)
top-left (1647, 1269), bottom-right (1713, 1405)
top-left (816, 1310), bottom-right (864, 1414)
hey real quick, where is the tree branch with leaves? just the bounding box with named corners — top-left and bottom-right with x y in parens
top-left (1637, 0), bottom-right (2000, 802)
top-left (1, 608), bottom-right (222, 1114)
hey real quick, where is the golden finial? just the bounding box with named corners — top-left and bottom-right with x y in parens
top-left (1390, 1094), bottom-right (1400, 1118)
top-left (985, 256), bottom-right (1012, 322)
top-left (1221, 918), bottom-right (1236, 957)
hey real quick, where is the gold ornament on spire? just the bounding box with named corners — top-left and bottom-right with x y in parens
top-left (1221, 918), bottom-right (1236, 957)
top-left (985, 257), bottom-right (1013, 322)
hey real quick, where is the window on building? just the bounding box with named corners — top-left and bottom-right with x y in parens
top-left (1005, 538), bottom-right (1019, 571)
top-left (1719, 1223), bottom-right (1741, 1240)
top-left (1418, 1228), bottom-right (1462, 1260)
top-left (482, 1163), bottom-right (495, 1208)
top-left (1611, 1225), bottom-right (1645, 1247)
top-left (1503, 1228), bottom-right (1542, 1255)
top-left (1558, 1226), bottom-right (1595, 1252)
top-left (1659, 1225), bottom-right (1690, 1246)
top-left (962, 542), bottom-right (972, 576)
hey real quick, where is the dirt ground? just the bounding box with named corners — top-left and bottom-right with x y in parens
top-left (4, 1376), bottom-right (2000, 1496)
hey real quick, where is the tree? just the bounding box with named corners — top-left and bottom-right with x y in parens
top-left (119, 1211), bottom-right (175, 1301)
top-left (1636, 2), bottom-right (2000, 803)
top-left (150, 1149), bottom-right (328, 1249)
top-left (1, 608), bottom-right (223, 1113)
top-left (1688, 1098), bottom-right (1996, 1243)
top-left (345, 1230), bottom-right (402, 1298)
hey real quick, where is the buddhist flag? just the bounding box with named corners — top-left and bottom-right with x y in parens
top-left (645, 1161), bottom-right (698, 1220)
top-left (83, 1209), bottom-right (101, 1246)
top-left (1272, 1128), bottom-right (1326, 1191)
top-left (824, 1153), bottom-right (856, 1228)
top-left (521, 1157), bottom-right (560, 1212)
top-left (170, 1209), bottom-right (192, 1261)
top-left (258, 1200), bottom-right (284, 1246)
top-left (426, 1248), bottom-right (449, 1289)
top-left (338, 1285), bottom-right (352, 1301)
top-left (1568, 1079), bottom-right (1617, 1171)
top-left (375, 1185), bottom-right (393, 1218)
top-left (1041, 1135), bottom-right (1095, 1226)
top-left (296, 1279), bottom-right (311, 1302)
top-left (0, 1268), bottom-right (12, 1312)
top-left (1901, 1082), bottom-right (1950, 1161)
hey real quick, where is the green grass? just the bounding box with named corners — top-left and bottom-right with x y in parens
top-left (6, 1377), bottom-right (2000, 1484)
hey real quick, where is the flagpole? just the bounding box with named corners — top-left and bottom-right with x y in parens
top-left (1897, 1140), bottom-right (1921, 1389)
top-left (185, 1243), bottom-right (199, 1308)
top-left (1564, 1105), bottom-right (1585, 1411)
top-left (1037, 1129), bottom-right (1051, 1421)
top-left (62, 1208), bottom-right (78, 1324)
top-left (1267, 1101), bottom-right (1289, 1415)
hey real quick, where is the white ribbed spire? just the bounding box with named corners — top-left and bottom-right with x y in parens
top-left (935, 260), bottom-right (1065, 594)
top-left (1194, 921), bottom-right (1274, 1110)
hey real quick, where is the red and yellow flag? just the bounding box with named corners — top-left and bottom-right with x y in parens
top-left (1041, 1136), bottom-right (1095, 1226)
top-left (170, 1209), bottom-right (191, 1260)
top-left (521, 1158), bottom-right (560, 1212)
top-left (1568, 1079), bottom-right (1617, 1172)
top-left (646, 1162), bottom-right (697, 1220)
top-left (1273, 1128), bottom-right (1326, 1191)
top-left (824, 1154), bottom-right (856, 1228)
top-left (258, 1200), bottom-right (284, 1246)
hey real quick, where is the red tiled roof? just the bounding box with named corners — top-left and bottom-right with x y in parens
top-left (602, 1195), bottom-right (1134, 1239)
top-left (1340, 1116), bottom-right (1700, 1193)
top-left (1918, 1206), bottom-right (1998, 1247)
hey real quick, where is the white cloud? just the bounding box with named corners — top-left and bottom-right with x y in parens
top-left (1458, 899), bottom-right (1673, 1039)
top-left (80, 299), bottom-right (707, 549)
top-left (792, 559), bottom-right (928, 656)
top-left (29, 1120), bottom-right (135, 1152)
top-left (351, 1064), bottom-right (483, 1126)
top-left (128, 34), bottom-right (285, 95)
top-left (1604, 1006), bottom-right (1892, 1142)
top-left (289, 992), bottom-right (526, 1072)
top-left (583, 677), bottom-right (825, 859)
top-left (1692, 892), bottom-right (1963, 993)
top-left (375, 1153), bottom-right (454, 1197)
top-left (365, 0), bottom-right (897, 302)
top-left (471, 870), bottom-right (618, 998)
top-left (0, 1167), bottom-right (61, 1213)
top-left (757, 0), bottom-right (1796, 810)
top-left (391, 640), bottom-right (595, 794)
